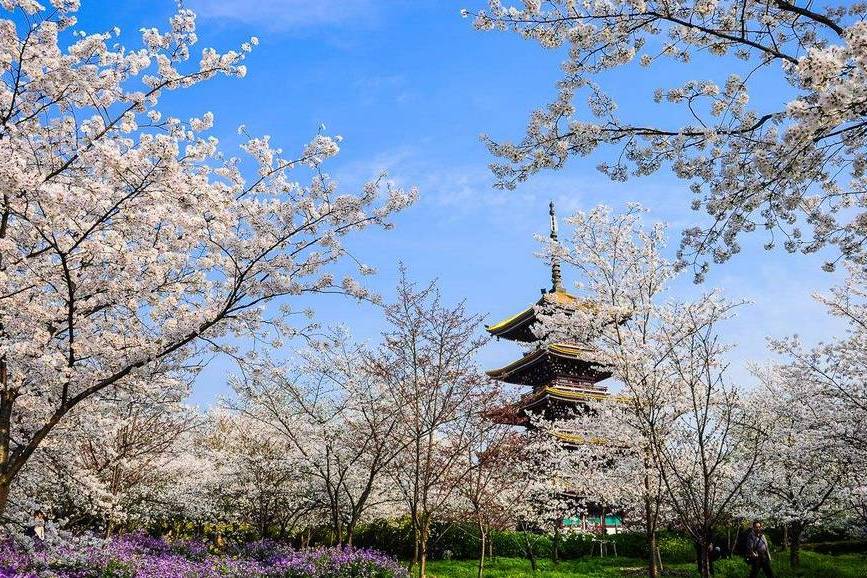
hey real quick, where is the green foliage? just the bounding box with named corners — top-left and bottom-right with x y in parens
top-left (352, 519), bottom-right (489, 559)
top-left (427, 557), bottom-right (643, 578)
top-left (489, 530), bottom-right (551, 559)
top-left (349, 519), bottom-right (867, 577)
top-left (801, 540), bottom-right (867, 555)
top-left (100, 561), bottom-right (135, 578)
top-left (353, 520), bottom-right (558, 560)
top-left (658, 533), bottom-right (696, 563)
top-left (588, 531), bottom-right (694, 563)
top-left (802, 540), bottom-right (867, 556)
top-left (425, 551), bottom-right (867, 578)
top-left (710, 551), bottom-right (867, 578)
top-left (353, 519), bottom-right (414, 559)
top-left (353, 520), bottom-right (696, 565)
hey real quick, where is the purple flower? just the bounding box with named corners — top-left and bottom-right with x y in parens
top-left (0, 535), bottom-right (406, 578)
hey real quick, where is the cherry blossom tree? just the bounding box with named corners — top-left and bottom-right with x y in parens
top-left (539, 401), bottom-right (669, 567)
top-left (199, 409), bottom-right (317, 541)
top-left (5, 363), bottom-right (203, 536)
top-left (535, 204), bottom-right (746, 578)
top-left (228, 329), bottom-right (407, 546)
top-left (372, 271), bottom-right (490, 578)
top-left (67, 384), bottom-right (200, 537)
top-left (648, 316), bottom-right (762, 578)
top-left (770, 262), bottom-right (867, 464)
top-left (0, 1), bottom-right (414, 516)
top-left (455, 416), bottom-right (523, 578)
top-left (506, 426), bottom-right (579, 572)
top-left (467, 0), bottom-right (867, 278)
top-left (754, 262), bottom-right (867, 554)
top-left (742, 364), bottom-right (851, 568)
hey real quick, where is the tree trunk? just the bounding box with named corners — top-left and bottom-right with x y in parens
top-left (552, 524), bottom-right (560, 565)
top-left (640, 453), bottom-right (659, 578)
top-left (643, 487), bottom-right (658, 578)
top-left (346, 521), bottom-right (355, 548)
top-left (696, 533), bottom-right (712, 578)
top-left (0, 477), bottom-right (11, 518)
top-left (522, 530), bottom-right (537, 573)
top-left (647, 530), bottom-right (658, 578)
top-left (655, 541), bottom-right (663, 573)
top-left (726, 525), bottom-right (732, 558)
top-left (0, 363), bottom-right (13, 519)
top-left (700, 548), bottom-right (711, 578)
top-left (328, 501), bottom-right (341, 546)
top-left (790, 522), bottom-right (803, 568)
top-left (409, 522), bottom-right (420, 573)
top-left (477, 525), bottom-right (486, 578)
top-left (419, 522), bottom-right (430, 578)
top-left (782, 523), bottom-right (788, 551)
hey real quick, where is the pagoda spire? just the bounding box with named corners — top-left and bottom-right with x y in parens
top-left (549, 201), bottom-right (563, 292)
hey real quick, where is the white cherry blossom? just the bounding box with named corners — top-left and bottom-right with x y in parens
top-left (0, 1), bottom-right (415, 515)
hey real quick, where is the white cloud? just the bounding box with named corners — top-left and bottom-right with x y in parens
top-left (187, 0), bottom-right (378, 31)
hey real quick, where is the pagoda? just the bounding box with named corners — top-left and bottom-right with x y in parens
top-left (485, 203), bottom-right (623, 534)
top-left (485, 202), bottom-right (611, 430)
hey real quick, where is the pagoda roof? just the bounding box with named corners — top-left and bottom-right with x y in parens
top-left (485, 343), bottom-right (592, 384)
top-left (487, 385), bottom-right (625, 424)
top-left (486, 290), bottom-right (587, 342)
top-left (553, 431), bottom-right (608, 446)
top-left (519, 385), bottom-right (613, 411)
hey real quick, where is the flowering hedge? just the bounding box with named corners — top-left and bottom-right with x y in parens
top-left (0, 534), bottom-right (408, 578)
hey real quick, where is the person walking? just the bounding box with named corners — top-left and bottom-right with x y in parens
top-left (745, 520), bottom-right (774, 578)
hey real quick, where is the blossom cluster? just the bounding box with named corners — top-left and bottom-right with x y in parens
top-left (467, 0), bottom-right (867, 279)
top-left (0, 533), bottom-right (408, 578)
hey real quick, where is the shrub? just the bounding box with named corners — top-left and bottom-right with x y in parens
top-left (802, 540), bottom-right (867, 556)
top-left (353, 519), bottom-right (415, 559)
top-left (352, 522), bottom-right (700, 564)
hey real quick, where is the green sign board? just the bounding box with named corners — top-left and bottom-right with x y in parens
top-left (562, 515), bottom-right (623, 527)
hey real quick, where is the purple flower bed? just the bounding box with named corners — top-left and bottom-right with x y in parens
top-left (0, 534), bottom-right (408, 578)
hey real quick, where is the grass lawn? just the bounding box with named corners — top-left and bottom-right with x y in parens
top-left (424, 551), bottom-right (867, 578)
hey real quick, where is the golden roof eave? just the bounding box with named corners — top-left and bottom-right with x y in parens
top-left (485, 343), bottom-right (591, 380)
top-left (553, 431), bottom-right (609, 445)
top-left (486, 306), bottom-right (535, 335)
top-left (520, 387), bottom-right (611, 412)
top-left (486, 290), bottom-right (583, 337)
top-left (518, 387), bottom-right (627, 415)
top-left (544, 386), bottom-right (610, 401)
top-left (540, 386), bottom-right (628, 403)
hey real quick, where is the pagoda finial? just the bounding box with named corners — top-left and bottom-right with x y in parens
top-left (549, 201), bottom-right (563, 292)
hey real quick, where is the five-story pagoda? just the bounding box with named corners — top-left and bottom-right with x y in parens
top-left (485, 203), bottom-right (610, 430)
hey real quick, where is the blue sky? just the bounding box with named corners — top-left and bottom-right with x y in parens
top-left (75, 1), bottom-right (846, 404)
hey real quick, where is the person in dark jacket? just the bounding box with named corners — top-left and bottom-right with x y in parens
top-left (745, 520), bottom-right (774, 578)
